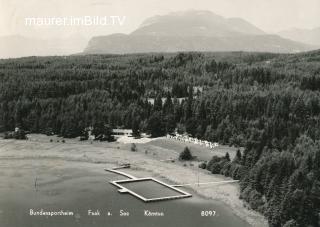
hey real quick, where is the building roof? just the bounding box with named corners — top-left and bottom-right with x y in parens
top-left (112, 129), bottom-right (133, 133)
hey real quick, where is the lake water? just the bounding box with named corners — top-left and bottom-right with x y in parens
top-left (0, 159), bottom-right (250, 227)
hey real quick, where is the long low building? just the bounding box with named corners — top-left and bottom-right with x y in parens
top-left (167, 133), bottom-right (219, 149)
top-left (112, 129), bottom-right (133, 136)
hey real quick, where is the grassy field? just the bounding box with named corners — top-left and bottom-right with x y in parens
top-left (140, 138), bottom-right (242, 162)
top-left (21, 134), bottom-right (242, 164)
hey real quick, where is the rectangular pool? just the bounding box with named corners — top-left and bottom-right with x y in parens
top-left (111, 178), bottom-right (192, 202)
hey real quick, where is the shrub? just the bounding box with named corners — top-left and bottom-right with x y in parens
top-left (179, 147), bottom-right (193, 160)
top-left (14, 129), bottom-right (27, 140)
top-left (131, 143), bottom-right (137, 152)
top-left (198, 162), bottom-right (207, 169)
top-left (3, 132), bottom-right (12, 139)
top-left (3, 130), bottom-right (26, 140)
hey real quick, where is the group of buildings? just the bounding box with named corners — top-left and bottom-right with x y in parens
top-left (167, 133), bottom-right (219, 149)
top-left (84, 127), bottom-right (133, 141)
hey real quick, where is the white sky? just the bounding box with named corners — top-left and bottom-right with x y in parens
top-left (0, 0), bottom-right (320, 39)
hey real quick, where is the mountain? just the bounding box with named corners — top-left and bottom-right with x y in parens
top-left (278, 27), bottom-right (320, 46)
top-left (84, 10), bottom-right (314, 54)
top-left (0, 35), bottom-right (88, 59)
top-left (131, 10), bottom-right (265, 37)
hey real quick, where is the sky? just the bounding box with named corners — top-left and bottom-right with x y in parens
top-left (0, 0), bottom-right (320, 39)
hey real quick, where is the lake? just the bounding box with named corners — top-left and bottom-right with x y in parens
top-left (0, 158), bottom-right (250, 227)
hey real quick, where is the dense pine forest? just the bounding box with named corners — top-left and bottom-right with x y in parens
top-left (1, 50), bottom-right (320, 226)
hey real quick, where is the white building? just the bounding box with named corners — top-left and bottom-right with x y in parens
top-left (112, 129), bottom-right (133, 136)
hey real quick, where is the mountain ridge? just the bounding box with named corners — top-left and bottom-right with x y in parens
top-left (84, 10), bottom-right (314, 54)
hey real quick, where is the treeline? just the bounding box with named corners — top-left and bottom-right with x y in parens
top-left (0, 51), bottom-right (320, 226)
top-left (206, 135), bottom-right (320, 227)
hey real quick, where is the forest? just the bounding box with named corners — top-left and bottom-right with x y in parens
top-left (0, 50), bottom-right (320, 226)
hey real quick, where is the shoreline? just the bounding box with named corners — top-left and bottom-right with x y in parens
top-left (0, 136), bottom-right (268, 227)
top-left (124, 163), bottom-right (268, 227)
